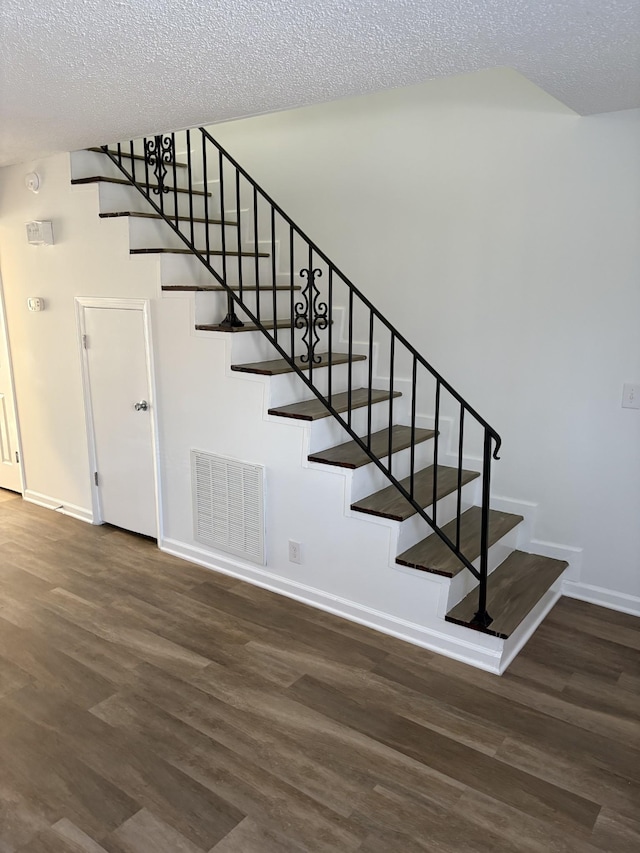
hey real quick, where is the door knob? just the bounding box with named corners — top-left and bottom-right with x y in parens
top-left (134, 400), bottom-right (149, 411)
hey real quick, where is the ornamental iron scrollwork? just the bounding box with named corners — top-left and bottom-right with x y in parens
top-left (144, 135), bottom-right (174, 194)
top-left (295, 267), bottom-right (328, 363)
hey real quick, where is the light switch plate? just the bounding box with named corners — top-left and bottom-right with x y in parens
top-left (622, 383), bottom-right (640, 409)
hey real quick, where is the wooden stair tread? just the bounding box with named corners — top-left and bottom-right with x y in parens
top-left (351, 465), bottom-right (480, 522)
top-left (231, 352), bottom-right (366, 376)
top-left (197, 319), bottom-right (295, 333)
top-left (162, 284), bottom-right (301, 292)
top-left (396, 506), bottom-right (523, 577)
top-left (131, 247), bottom-right (269, 257)
top-left (88, 147), bottom-right (187, 167)
top-left (446, 551), bottom-right (568, 638)
top-left (309, 425), bottom-right (435, 469)
top-left (269, 388), bottom-right (401, 421)
top-left (100, 210), bottom-right (237, 226)
top-left (71, 176), bottom-right (211, 197)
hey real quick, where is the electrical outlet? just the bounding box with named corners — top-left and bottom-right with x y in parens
top-left (622, 383), bottom-right (640, 410)
top-left (288, 540), bottom-right (302, 564)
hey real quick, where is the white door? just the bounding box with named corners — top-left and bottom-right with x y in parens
top-left (0, 275), bottom-right (22, 493)
top-left (79, 300), bottom-right (158, 538)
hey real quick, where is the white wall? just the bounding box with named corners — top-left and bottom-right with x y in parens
top-left (206, 69), bottom-right (640, 606)
top-left (0, 159), bottom-right (159, 514)
top-left (0, 67), bottom-right (638, 624)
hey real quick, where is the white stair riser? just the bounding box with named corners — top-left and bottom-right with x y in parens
top-left (194, 291), bottom-right (303, 329)
top-left (156, 251), bottom-right (287, 288)
top-left (394, 482), bottom-right (479, 553)
top-left (267, 359), bottom-right (369, 407)
top-left (198, 326), bottom-right (338, 363)
top-left (72, 147), bottom-right (201, 192)
top-left (127, 215), bottom-right (244, 253)
top-left (349, 441), bottom-right (435, 503)
top-left (87, 173), bottom-right (228, 221)
top-left (443, 526), bottom-right (520, 615)
top-left (308, 402), bottom-right (407, 449)
top-left (71, 149), bottom-right (135, 183)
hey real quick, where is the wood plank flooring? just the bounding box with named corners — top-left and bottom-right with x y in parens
top-left (0, 489), bottom-right (638, 852)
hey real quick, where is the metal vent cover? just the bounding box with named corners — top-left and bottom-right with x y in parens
top-left (191, 450), bottom-right (265, 565)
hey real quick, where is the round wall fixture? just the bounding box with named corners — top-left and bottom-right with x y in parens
top-left (25, 172), bottom-right (40, 193)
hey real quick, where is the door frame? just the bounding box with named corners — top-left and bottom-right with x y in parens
top-left (0, 265), bottom-right (25, 494)
top-left (75, 297), bottom-right (163, 538)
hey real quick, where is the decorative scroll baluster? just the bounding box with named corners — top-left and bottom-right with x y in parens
top-left (144, 135), bottom-right (173, 194)
top-left (295, 267), bottom-right (328, 364)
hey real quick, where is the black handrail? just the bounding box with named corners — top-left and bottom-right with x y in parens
top-left (101, 129), bottom-right (502, 627)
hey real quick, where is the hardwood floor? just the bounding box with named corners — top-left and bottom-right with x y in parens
top-left (0, 489), bottom-right (638, 852)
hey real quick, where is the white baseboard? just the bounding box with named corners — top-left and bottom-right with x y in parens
top-left (159, 537), bottom-right (504, 674)
top-left (24, 490), bottom-right (94, 524)
top-left (499, 582), bottom-right (563, 674)
top-left (528, 537), bottom-right (583, 579)
top-left (562, 580), bottom-right (640, 618)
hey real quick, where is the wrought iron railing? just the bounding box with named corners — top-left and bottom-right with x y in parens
top-left (102, 130), bottom-right (501, 628)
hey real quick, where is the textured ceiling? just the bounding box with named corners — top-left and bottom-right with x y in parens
top-left (1, 0), bottom-right (639, 166)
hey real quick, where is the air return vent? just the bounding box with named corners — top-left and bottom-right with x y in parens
top-left (191, 450), bottom-right (265, 565)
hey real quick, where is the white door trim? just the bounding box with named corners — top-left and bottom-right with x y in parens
top-left (0, 266), bottom-right (24, 493)
top-left (75, 297), bottom-right (163, 538)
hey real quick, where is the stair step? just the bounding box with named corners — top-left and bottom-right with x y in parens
top-left (445, 551), bottom-right (568, 638)
top-left (197, 319), bottom-right (295, 333)
top-left (396, 506), bottom-right (523, 577)
top-left (100, 210), bottom-right (237, 226)
top-left (308, 425), bottom-right (435, 469)
top-left (71, 176), bottom-right (211, 197)
top-left (269, 388), bottom-right (401, 421)
top-left (351, 465), bottom-right (480, 522)
top-left (162, 284), bottom-right (301, 292)
top-left (87, 147), bottom-right (187, 168)
top-left (131, 247), bottom-right (269, 257)
top-left (231, 352), bottom-right (366, 376)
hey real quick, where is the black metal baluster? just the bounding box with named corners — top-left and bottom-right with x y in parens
top-left (307, 246), bottom-right (313, 383)
top-left (388, 334), bottom-right (395, 477)
top-left (472, 430), bottom-right (493, 629)
top-left (410, 356), bottom-right (417, 500)
top-left (219, 149), bottom-right (227, 281)
top-left (202, 137), bottom-right (210, 263)
top-left (271, 207), bottom-right (277, 346)
top-left (254, 186), bottom-right (260, 324)
top-left (367, 311), bottom-right (374, 450)
top-left (217, 151), bottom-right (241, 327)
top-left (347, 289), bottom-right (353, 428)
top-left (172, 132), bottom-right (178, 229)
top-left (157, 138), bottom-right (165, 217)
top-left (116, 142), bottom-right (122, 167)
top-left (129, 141), bottom-right (136, 182)
top-left (143, 137), bottom-right (150, 191)
top-left (456, 405), bottom-right (465, 551)
top-left (432, 380), bottom-right (441, 525)
top-left (235, 168), bottom-right (243, 300)
top-left (186, 130), bottom-right (194, 247)
top-left (327, 268), bottom-right (333, 405)
top-left (289, 227), bottom-right (300, 358)
top-left (289, 245), bottom-right (298, 358)
top-left (289, 230), bottom-right (295, 360)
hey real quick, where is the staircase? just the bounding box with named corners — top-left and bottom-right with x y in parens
top-left (70, 130), bottom-right (568, 670)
